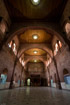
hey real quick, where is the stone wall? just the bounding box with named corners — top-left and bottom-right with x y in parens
top-left (27, 62), bottom-right (44, 76)
top-left (0, 0), bottom-right (11, 25)
top-left (46, 45), bottom-right (70, 89)
top-left (0, 46), bottom-right (22, 82)
top-left (61, 0), bottom-right (70, 25)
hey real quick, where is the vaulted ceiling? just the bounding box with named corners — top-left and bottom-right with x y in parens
top-left (19, 29), bottom-right (52, 44)
top-left (4, 0), bottom-right (67, 22)
top-left (3, 0), bottom-right (65, 67)
top-left (24, 48), bottom-right (46, 56)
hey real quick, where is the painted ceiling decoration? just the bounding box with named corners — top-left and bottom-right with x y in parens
top-left (24, 48), bottom-right (46, 56)
top-left (19, 29), bottom-right (52, 44)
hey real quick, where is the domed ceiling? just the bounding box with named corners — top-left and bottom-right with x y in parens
top-left (19, 29), bottom-right (52, 44)
top-left (24, 48), bottom-right (46, 56)
top-left (4, 0), bottom-right (67, 21)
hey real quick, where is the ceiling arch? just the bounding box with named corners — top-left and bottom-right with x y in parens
top-left (18, 44), bottom-right (52, 59)
top-left (24, 56), bottom-right (46, 67)
top-left (19, 29), bottom-right (52, 44)
top-left (24, 48), bottom-right (47, 56)
top-left (6, 26), bottom-right (66, 62)
top-left (6, 26), bottom-right (65, 45)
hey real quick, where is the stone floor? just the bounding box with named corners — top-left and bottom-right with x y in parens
top-left (0, 87), bottom-right (70, 105)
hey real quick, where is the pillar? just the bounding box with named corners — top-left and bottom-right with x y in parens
top-left (47, 67), bottom-right (51, 87)
top-left (9, 57), bottom-right (18, 89)
top-left (9, 47), bottom-right (19, 89)
top-left (20, 67), bottom-right (24, 87)
top-left (53, 56), bottom-right (62, 89)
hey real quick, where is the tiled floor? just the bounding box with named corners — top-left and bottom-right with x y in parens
top-left (0, 87), bottom-right (70, 105)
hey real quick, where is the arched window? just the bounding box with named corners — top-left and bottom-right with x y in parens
top-left (65, 23), bottom-right (70, 34)
top-left (0, 18), bottom-right (6, 34)
top-left (54, 40), bottom-right (62, 56)
top-left (58, 40), bottom-right (62, 48)
top-left (65, 22), bottom-right (70, 39)
top-left (8, 41), bottom-right (13, 48)
top-left (13, 42), bottom-right (17, 55)
top-left (63, 69), bottom-right (70, 84)
top-left (8, 40), bottom-right (17, 55)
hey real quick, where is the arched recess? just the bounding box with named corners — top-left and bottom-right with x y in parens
top-left (63, 68), bottom-right (69, 75)
top-left (0, 68), bottom-right (8, 84)
top-left (63, 68), bottom-right (70, 84)
top-left (64, 20), bottom-right (70, 40)
top-left (2, 68), bottom-right (8, 74)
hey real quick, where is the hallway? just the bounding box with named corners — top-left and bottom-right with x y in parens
top-left (0, 87), bottom-right (70, 105)
top-left (0, 0), bottom-right (70, 104)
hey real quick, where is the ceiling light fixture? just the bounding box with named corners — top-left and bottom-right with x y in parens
top-left (33, 51), bottom-right (38, 54)
top-left (31, 0), bottom-right (40, 5)
top-left (34, 60), bottom-right (37, 62)
top-left (33, 35), bottom-right (38, 40)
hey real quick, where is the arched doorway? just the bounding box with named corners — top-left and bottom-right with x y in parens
top-left (27, 78), bottom-right (31, 86)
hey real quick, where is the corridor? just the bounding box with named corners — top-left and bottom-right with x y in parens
top-left (0, 0), bottom-right (70, 104)
top-left (0, 87), bottom-right (70, 105)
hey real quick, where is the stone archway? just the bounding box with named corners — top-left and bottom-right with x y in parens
top-left (7, 26), bottom-right (66, 89)
top-left (7, 26), bottom-right (65, 45)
